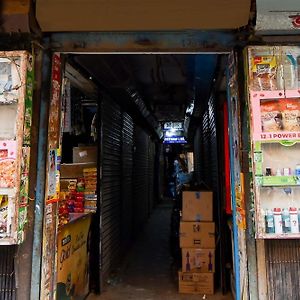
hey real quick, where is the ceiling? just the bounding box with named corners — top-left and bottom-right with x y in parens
top-left (36, 0), bottom-right (251, 32)
top-left (73, 54), bottom-right (219, 126)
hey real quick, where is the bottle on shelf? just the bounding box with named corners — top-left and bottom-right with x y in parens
top-left (282, 208), bottom-right (291, 233)
top-left (265, 209), bottom-right (275, 234)
top-left (289, 207), bottom-right (299, 233)
top-left (298, 209), bottom-right (300, 232)
top-left (296, 165), bottom-right (300, 184)
top-left (273, 208), bottom-right (283, 234)
top-left (283, 54), bottom-right (297, 90)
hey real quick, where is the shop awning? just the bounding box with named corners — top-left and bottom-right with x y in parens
top-left (36, 0), bottom-right (251, 32)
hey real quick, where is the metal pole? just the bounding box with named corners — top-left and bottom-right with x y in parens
top-left (30, 50), bottom-right (51, 300)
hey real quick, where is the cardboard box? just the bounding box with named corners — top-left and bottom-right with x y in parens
top-left (180, 222), bottom-right (215, 248)
top-left (60, 179), bottom-right (77, 191)
top-left (178, 271), bottom-right (214, 295)
top-left (182, 191), bottom-right (213, 221)
top-left (60, 163), bottom-right (97, 179)
top-left (182, 248), bottom-right (215, 272)
top-left (73, 146), bottom-right (97, 163)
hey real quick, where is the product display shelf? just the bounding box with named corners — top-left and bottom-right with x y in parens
top-left (260, 176), bottom-right (300, 187)
top-left (257, 232), bottom-right (300, 239)
top-left (250, 90), bottom-right (285, 99)
top-left (285, 89), bottom-right (300, 98)
top-left (247, 45), bottom-right (300, 240)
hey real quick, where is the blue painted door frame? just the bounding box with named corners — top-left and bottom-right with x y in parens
top-left (226, 65), bottom-right (241, 300)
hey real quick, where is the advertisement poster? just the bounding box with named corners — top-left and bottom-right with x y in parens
top-left (0, 141), bottom-right (17, 188)
top-left (0, 195), bottom-right (9, 236)
top-left (0, 57), bottom-right (21, 104)
top-left (48, 149), bottom-right (57, 197)
top-left (57, 215), bottom-right (91, 300)
top-left (48, 53), bottom-right (62, 148)
top-left (260, 98), bottom-right (300, 132)
top-left (42, 203), bottom-right (58, 300)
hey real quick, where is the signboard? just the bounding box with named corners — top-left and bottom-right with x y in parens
top-left (256, 0), bottom-right (300, 34)
top-left (250, 93), bottom-right (300, 141)
top-left (56, 215), bottom-right (91, 300)
top-left (163, 121), bottom-right (183, 131)
top-left (163, 136), bottom-right (187, 144)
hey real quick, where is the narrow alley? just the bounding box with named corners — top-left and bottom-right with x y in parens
top-left (88, 200), bottom-right (232, 300)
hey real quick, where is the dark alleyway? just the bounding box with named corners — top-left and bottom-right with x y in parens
top-left (87, 201), bottom-right (233, 300)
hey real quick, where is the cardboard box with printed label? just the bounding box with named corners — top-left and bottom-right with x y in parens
top-left (73, 146), bottom-right (97, 163)
top-left (60, 163), bottom-right (97, 179)
top-left (180, 221), bottom-right (215, 248)
top-left (178, 271), bottom-right (214, 295)
top-left (182, 191), bottom-right (213, 222)
top-left (181, 248), bottom-right (215, 272)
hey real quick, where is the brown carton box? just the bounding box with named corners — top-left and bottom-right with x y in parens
top-left (182, 191), bottom-right (213, 222)
top-left (178, 271), bottom-right (214, 295)
top-left (73, 146), bottom-right (97, 163)
top-left (60, 163), bottom-right (97, 179)
top-left (182, 248), bottom-right (215, 272)
top-left (180, 221), bottom-right (215, 248)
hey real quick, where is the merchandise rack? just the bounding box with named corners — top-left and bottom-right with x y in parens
top-left (0, 51), bottom-right (33, 245)
top-left (247, 46), bottom-right (300, 239)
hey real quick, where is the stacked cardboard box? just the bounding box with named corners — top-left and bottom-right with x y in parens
top-left (179, 191), bottom-right (215, 295)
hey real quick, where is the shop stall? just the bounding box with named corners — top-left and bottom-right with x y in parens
top-left (0, 51), bottom-right (33, 245)
top-left (41, 54), bottom-right (98, 300)
top-left (247, 46), bottom-right (300, 239)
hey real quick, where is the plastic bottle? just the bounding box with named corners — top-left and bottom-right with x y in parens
top-left (282, 54), bottom-right (297, 90)
top-left (273, 208), bottom-right (283, 234)
top-left (295, 164), bottom-right (300, 184)
top-left (289, 207), bottom-right (299, 233)
top-left (265, 209), bottom-right (275, 234)
top-left (298, 209), bottom-right (300, 232)
top-left (282, 208), bottom-right (291, 233)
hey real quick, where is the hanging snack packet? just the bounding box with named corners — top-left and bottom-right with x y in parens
top-left (251, 55), bottom-right (278, 91)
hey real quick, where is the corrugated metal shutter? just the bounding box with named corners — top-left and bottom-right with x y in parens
top-left (133, 126), bottom-right (150, 236)
top-left (266, 240), bottom-right (300, 300)
top-left (193, 94), bottom-right (227, 290)
top-left (0, 246), bottom-right (16, 300)
top-left (193, 126), bottom-right (201, 183)
top-left (148, 140), bottom-right (155, 212)
top-left (121, 113), bottom-right (134, 251)
top-left (100, 96), bottom-right (122, 281)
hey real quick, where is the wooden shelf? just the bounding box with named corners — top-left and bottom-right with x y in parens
top-left (257, 232), bottom-right (300, 239)
top-left (260, 176), bottom-right (300, 187)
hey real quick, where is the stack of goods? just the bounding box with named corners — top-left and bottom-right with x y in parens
top-left (58, 195), bottom-right (69, 226)
top-left (179, 191), bottom-right (215, 295)
top-left (83, 167), bottom-right (97, 213)
top-left (58, 178), bottom-right (86, 226)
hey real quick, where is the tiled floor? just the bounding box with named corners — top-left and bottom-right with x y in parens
top-left (87, 202), bottom-right (233, 300)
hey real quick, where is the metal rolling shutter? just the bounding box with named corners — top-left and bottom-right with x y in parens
top-left (0, 246), bottom-right (16, 300)
top-left (193, 94), bottom-right (226, 289)
top-left (193, 126), bottom-right (201, 184)
top-left (148, 140), bottom-right (155, 212)
top-left (121, 113), bottom-right (134, 251)
top-left (133, 126), bottom-right (150, 236)
top-left (100, 96), bottom-right (122, 281)
top-left (266, 240), bottom-right (300, 300)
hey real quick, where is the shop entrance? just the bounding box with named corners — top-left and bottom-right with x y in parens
top-left (42, 52), bottom-right (240, 300)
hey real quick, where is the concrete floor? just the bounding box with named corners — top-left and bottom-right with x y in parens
top-left (87, 202), bottom-right (233, 300)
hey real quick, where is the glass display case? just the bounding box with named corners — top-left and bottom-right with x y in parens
top-left (0, 51), bottom-right (33, 244)
top-left (248, 46), bottom-right (300, 239)
top-left (253, 141), bottom-right (300, 238)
